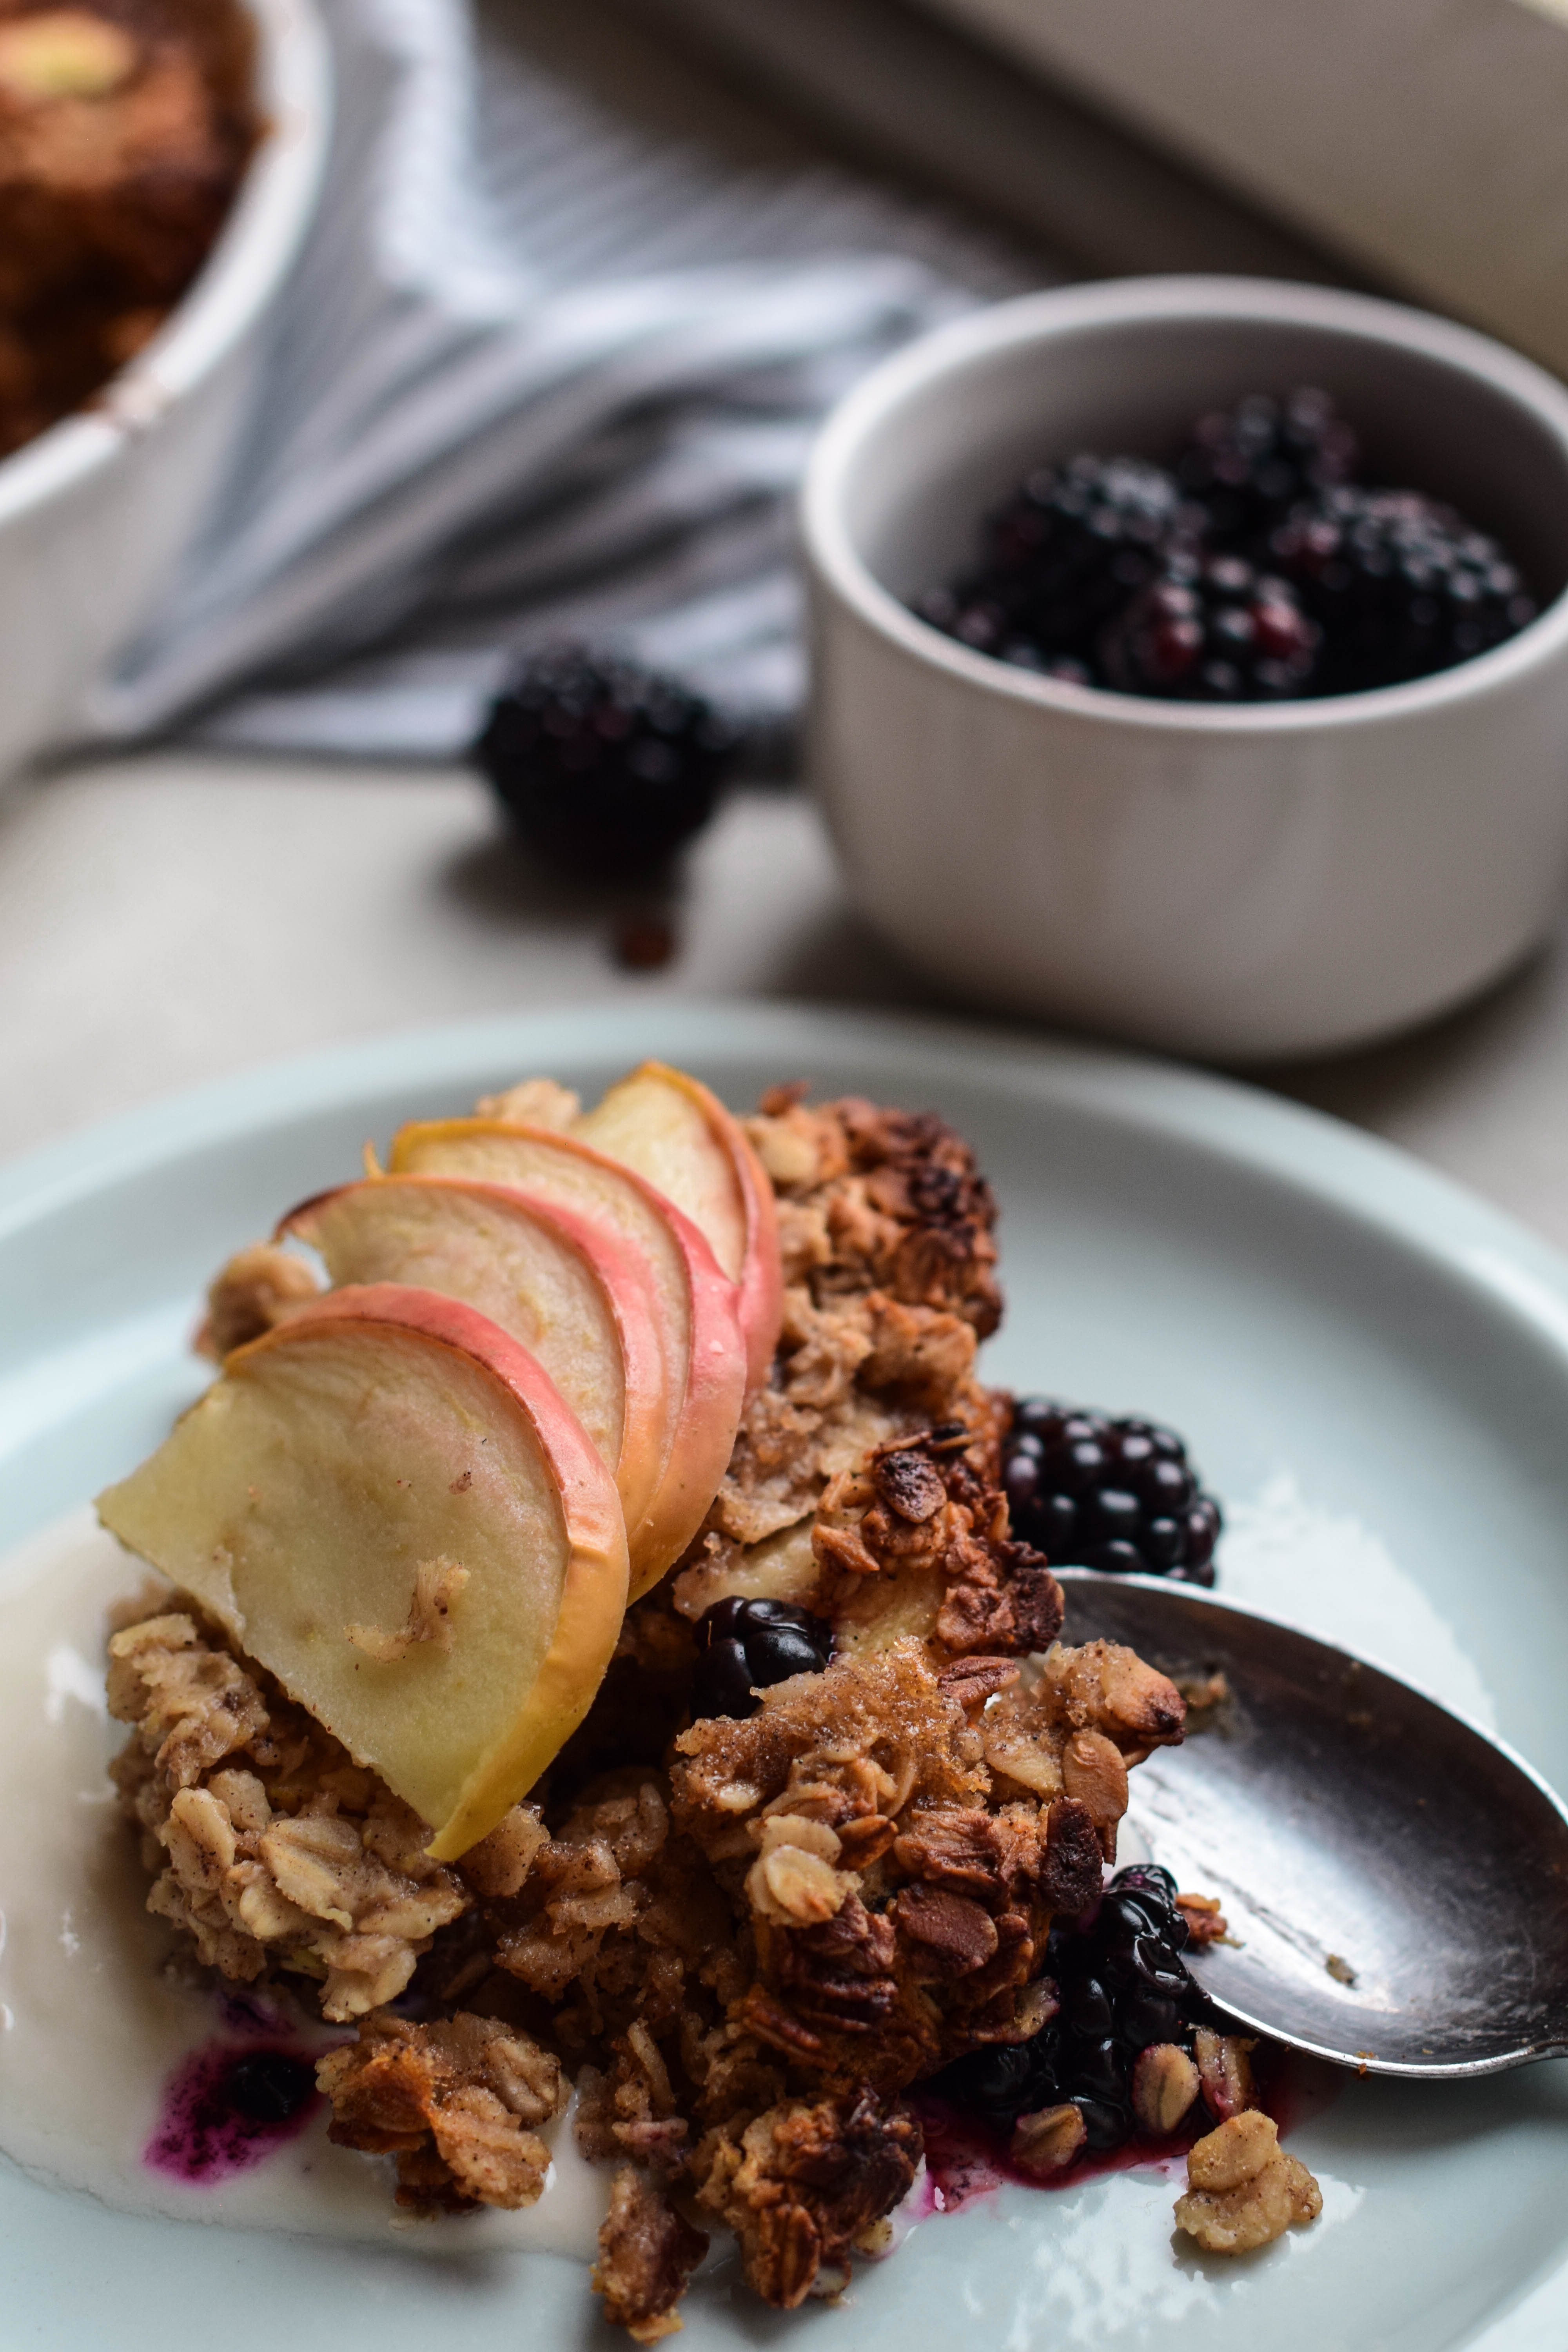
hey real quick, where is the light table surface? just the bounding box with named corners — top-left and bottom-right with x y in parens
top-left (4, 750), bottom-right (1567, 1257)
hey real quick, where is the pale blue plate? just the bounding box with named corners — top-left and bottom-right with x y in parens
top-left (2, 1000), bottom-right (1565, 2350)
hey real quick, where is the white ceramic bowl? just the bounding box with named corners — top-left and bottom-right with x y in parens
top-left (0, 0), bottom-right (331, 781)
top-left (802, 276), bottom-right (1568, 1061)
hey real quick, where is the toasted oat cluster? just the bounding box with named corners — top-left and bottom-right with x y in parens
top-left (107, 1087), bottom-right (1314, 2334)
top-left (1176, 2109), bottom-right (1323, 2253)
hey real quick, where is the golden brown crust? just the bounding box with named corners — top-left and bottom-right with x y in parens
top-left (748, 1092), bottom-right (1002, 1339)
top-left (683, 1094), bottom-right (1002, 1584)
top-left (692, 2085), bottom-right (922, 2309)
top-left (317, 2011), bottom-right (565, 2210)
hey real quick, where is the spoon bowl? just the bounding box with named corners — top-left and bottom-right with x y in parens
top-left (1057, 1569), bottom-right (1568, 2077)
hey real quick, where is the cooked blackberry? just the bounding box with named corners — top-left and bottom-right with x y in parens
top-left (219, 2050), bottom-right (318, 2125)
top-left (1269, 486), bottom-right (1537, 692)
top-left (1002, 1399), bottom-right (1221, 1584)
top-left (915, 456), bottom-right (1198, 672)
top-left (932, 1864), bottom-right (1207, 2153)
top-left (691, 1597), bottom-right (833, 1721)
top-left (1175, 387), bottom-right (1359, 546)
top-left (1099, 555), bottom-right (1320, 702)
top-left (475, 647), bottom-right (741, 877)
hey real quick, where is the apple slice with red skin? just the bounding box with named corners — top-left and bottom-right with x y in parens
top-left (386, 1120), bottom-right (744, 1599)
top-left (572, 1061), bottom-right (783, 1395)
top-left (278, 1176), bottom-right (668, 1582)
top-left (95, 1283), bottom-right (629, 1860)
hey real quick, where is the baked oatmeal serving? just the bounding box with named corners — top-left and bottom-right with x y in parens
top-left (97, 1063), bottom-right (1320, 2334)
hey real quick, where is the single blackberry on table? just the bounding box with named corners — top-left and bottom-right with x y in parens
top-left (691, 1597), bottom-right (833, 1721)
top-left (1175, 386), bottom-right (1359, 546)
top-left (475, 647), bottom-right (742, 877)
top-left (1099, 554), bottom-right (1320, 702)
top-left (1269, 486), bottom-right (1538, 692)
top-left (1002, 1398), bottom-right (1221, 1584)
top-left (915, 456), bottom-right (1198, 673)
top-left (931, 1864), bottom-right (1207, 2153)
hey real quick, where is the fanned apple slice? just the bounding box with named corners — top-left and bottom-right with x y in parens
top-left (279, 1176), bottom-right (667, 1573)
top-left (572, 1061), bottom-right (783, 1394)
top-left (96, 1284), bottom-right (628, 1860)
top-left (387, 1120), bottom-right (745, 1597)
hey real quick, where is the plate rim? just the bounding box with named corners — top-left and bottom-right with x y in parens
top-left (6, 997), bottom-right (1568, 1350)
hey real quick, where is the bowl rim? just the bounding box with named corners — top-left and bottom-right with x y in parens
top-left (0, 0), bottom-right (332, 531)
top-left (801, 273), bottom-right (1568, 735)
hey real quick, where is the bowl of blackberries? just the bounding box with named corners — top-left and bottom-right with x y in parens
top-left (802, 275), bottom-right (1568, 1060)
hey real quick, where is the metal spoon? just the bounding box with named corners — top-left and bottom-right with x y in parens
top-left (1056, 1568), bottom-right (1568, 2078)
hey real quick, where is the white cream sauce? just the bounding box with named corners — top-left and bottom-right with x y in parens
top-left (0, 1506), bottom-right (608, 2256)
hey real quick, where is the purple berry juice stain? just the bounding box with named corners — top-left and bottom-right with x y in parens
top-left (914, 2047), bottom-right (1342, 2217)
top-left (914, 2096), bottom-right (1196, 2217)
top-left (217, 1986), bottom-right (289, 2036)
top-left (144, 2043), bottom-right (320, 2184)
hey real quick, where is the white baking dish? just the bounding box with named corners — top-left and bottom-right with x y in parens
top-left (0, 0), bottom-right (331, 782)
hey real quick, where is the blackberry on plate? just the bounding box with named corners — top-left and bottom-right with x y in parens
top-left (1099, 554), bottom-right (1320, 702)
top-left (915, 455), bottom-right (1198, 674)
top-left (691, 1597), bottom-right (833, 1721)
top-left (1002, 1398), bottom-right (1221, 1584)
top-left (475, 646), bottom-right (742, 878)
top-left (220, 2050), bottom-right (318, 2125)
top-left (1174, 386), bottom-right (1359, 546)
top-left (931, 1864), bottom-right (1207, 2154)
top-left (1269, 486), bottom-right (1538, 692)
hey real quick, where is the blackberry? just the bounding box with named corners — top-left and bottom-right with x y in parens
top-left (219, 2050), bottom-right (318, 2125)
top-left (931, 1864), bottom-right (1206, 2153)
top-left (1269, 486), bottom-right (1537, 692)
top-left (475, 647), bottom-right (741, 878)
top-left (915, 456), bottom-right (1198, 674)
top-left (1175, 386), bottom-right (1359, 546)
top-left (691, 1597), bottom-right (833, 1721)
top-left (1002, 1398), bottom-right (1221, 1584)
top-left (914, 386), bottom-right (1537, 707)
top-left (1099, 554), bottom-right (1320, 702)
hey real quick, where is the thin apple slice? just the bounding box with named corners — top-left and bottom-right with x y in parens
top-left (96, 1284), bottom-right (628, 1860)
top-left (572, 1061), bottom-right (783, 1394)
top-left (279, 1176), bottom-right (667, 1570)
top-left (387, 1120), bottom-right (745, 1598)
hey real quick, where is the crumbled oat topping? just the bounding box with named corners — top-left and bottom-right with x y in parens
top-left (1174, 2111), bottom-right (1323, 2253)
top-left (194, 1241), bottom-right (321, 1360)
top-left (593, 2166), bottom-right (709, 2341)
top-left (691, 2085), bottom-right (922, 2310)
top-left (1010, 2100), bottom-right (1086, 2174)
top-left (1131, 2041), bottom-right (1201, 2134)
top-left (316, 2011), bottom-right (565, 2209)
top-left (109, 1612), bottom-right (469, 2018)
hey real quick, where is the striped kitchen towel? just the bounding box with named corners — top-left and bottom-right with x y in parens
top-left (84, 0), bottom-right (1048, 761)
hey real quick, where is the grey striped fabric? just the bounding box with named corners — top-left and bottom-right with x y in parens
top-left (83, 0), bottom-right (1049, 761)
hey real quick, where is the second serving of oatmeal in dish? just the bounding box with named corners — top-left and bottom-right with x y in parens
top-left (95, 1061), bottom-right (1321, 2336)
